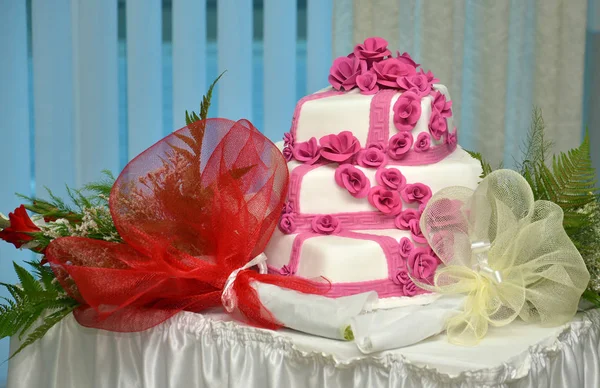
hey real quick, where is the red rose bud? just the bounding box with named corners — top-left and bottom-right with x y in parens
top-left (0, 205), bottom-right (41, 249)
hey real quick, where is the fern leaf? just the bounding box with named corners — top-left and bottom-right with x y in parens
top-left (532, 132), bottom-right (598, 234)
top-left (465, 150), bottom-right (493, 178)
top-left (9, 306), bottom-right (75, 359)
top-left (517, 106), bottom-right (554, 175)
top-left (13, 263), bottom-right (43, 294)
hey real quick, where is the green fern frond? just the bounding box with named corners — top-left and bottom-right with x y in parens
top-left (10, 306), bottom-right (76, 359)
top-left (531, 132), bottom-right (598, 234)
top-left (185, 71), bottom-right (226, 125)
top-left (517, 106), bottom-right (554, 175)
top-left (0, 260), bottom-right (79, 358)
top-left (465, 150), bottom-right (493, 178)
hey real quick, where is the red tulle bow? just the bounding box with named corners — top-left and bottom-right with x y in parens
top-left (45, 119), bottom-right (321, 332)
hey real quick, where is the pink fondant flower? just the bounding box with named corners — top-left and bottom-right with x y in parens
top-left (409, 219), bottom-right (427, 244)
top-left (401, 183), bottom-right (432, 204)
top-left (376, 168), bottom-right (406, 191)
top-left (447, 127), bottom-right (458, 148)
top-left (399, 237), bottom-right (414, 259)
top-left (319, 131), bottom-right (361, 163)
top-left (334, 164), bottom-right (370, 198)
top-left (395, 51), bottom-right (420, 68)
top-left (408, 247), bottom-right (439, 280)
top-left (393, 91), bottom-right (421, 131)
top-left (280, 265), bottom-right (295, 276)
top-left (419, 69), bottom-right (439, 84)
top-left (393, 268), bottom-right (411, 285)
top-left (414, 132), bottom-right (431, 152)
top-left (283, 131), bottom-right (295, 147)
top-left (279, 214), bottom-right (296, 234)
top-left (368, 186), bottom-right (403, 215)
top-left (431, 90), bottom-right (453, 117)
top-left (373, 58), bottom-right (417, 88)
top-left (282, 146), bottom-right (293, 161)
top-left (357, 147), bottom-right (387, 168)
top-left (328, 55), bottom-right (365, 91)
top-left (395, 208), bottom-right (421, 230)
top-left (429, 110), bottom-right (448, 140)
top-left (403, 279), bottom-right (419, 296)
top-left (356, 70), bottom-right (380, 95)
top-left (311, 215), bottom-right (341, 235)
top-left (292, 137), bottom-right (321, 164)
top-left (282, 201), bottom-right (294, 215)
top-left (366, 142), bottom-right (385, 151)
top-left (353, 37), bottom-right (392, 66)
top-left (387, 132), bottom-right (414, 160)
top-left (397, 73), bottom-right (432, 97)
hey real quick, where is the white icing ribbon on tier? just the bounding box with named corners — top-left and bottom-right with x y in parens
top-left (221, 253), bottom-right (268, 312)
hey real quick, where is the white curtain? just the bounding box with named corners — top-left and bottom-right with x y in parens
top-left (333, 0), bottom-right (589, 166)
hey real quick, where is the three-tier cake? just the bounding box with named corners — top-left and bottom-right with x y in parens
top-left (265, 37), bottom-right (482, 307)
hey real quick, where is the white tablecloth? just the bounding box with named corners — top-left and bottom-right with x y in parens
top-left (7, 308), bottom-right (600, 388)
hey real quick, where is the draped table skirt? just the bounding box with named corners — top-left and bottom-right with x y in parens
top-left (7, 308), bottom-right (600, 388)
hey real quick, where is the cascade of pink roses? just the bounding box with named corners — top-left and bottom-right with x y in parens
top-left (328, 36), bottom-right (436, 96)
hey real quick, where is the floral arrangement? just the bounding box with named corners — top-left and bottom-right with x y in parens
top-left (468, 108), bottom-right (600, 306)
top-left (0, 75), bottom-right (324, 357)
top-left (328, 36), bottom-right (438, 95)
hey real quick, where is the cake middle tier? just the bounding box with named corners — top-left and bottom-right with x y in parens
top-left (284, 147), bottom-right (481, 231)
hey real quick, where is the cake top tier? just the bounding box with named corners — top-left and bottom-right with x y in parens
top-left (282, 37), bottom-right (456, 168)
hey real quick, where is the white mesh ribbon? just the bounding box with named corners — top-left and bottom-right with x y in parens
top-left (414, 169), bottom-right (590, 346)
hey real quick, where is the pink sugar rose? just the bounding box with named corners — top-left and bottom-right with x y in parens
top-left (282, 146), bottom-right (293, 161)
top-left (395, 51), bottom-right (420, 68)
top-left (387, 132), bottom-right (414, 160)
top-left (282, 201), bottom-right (294, 215)
top-left (334, 164), bottom-right (370, 198)
top-left (366, 142), bottom-right (386, 151)
top-left (292, 137), bottom-right (321, 164)
top-left (368, 186), bottom-right (403, 215)
top-left (373, 57), bottom-right (417, 88)
top-left (431, 91), bottom-right (453, 118)
top-left (283, 131), bottom-right (295, 147)
top-left (414, 132), bottom-right (431, 152)
top-left (419, 69), bottom-right (439, 84)
top-left (393, 268), bottom-right (411, 285)
top-left (408, 247), bottom-right (439, 280)
top-left (393, 91), bottom-right (422, 131)
top-left (356, 70), bottom-right (380, 95)
top-left (319, 131), bottom-right (362, 163)
top-left (447, 127), bottom-right (458, 148)
top-left (329, 55), bottom-right (366, 91)
top-left (311, 214), bottom-right (341, 235)
top-left (280, 264), bottom-right (295, 276)
top-left (395, 208), bottom-right (421, 230)
top-left (376, 168), bottom-right (406, 191)
top-left (429, 110), bottom-right (448, 140)
top-left (357, 147), bottom-right (387, 168)
top-left (354, 37), bottom-right (392, 66)
top-left (397, 73), bottom-right (432, 97)
top-left (403, 279), bottom-right (419, 296)
top-left (401, 183), bottom-right (432, 204)
top-left (279, 214), bottom-right (296, 234)
top-left (399, 237), bottom-right (414, 259)
top-left (408, 218), bottom-right (427, 244)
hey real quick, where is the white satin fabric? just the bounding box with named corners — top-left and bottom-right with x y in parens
top-left (7, 309), bottom-right (600, 388)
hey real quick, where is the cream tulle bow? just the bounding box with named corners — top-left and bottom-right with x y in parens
top-left (415, 169), bottom-right (590, 345)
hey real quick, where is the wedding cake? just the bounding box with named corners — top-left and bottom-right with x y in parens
top-left (265, 37), bottom-right (482, 305)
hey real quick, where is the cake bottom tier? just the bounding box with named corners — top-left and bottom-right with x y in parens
top-left (265, 228), bottom-right (441, 309)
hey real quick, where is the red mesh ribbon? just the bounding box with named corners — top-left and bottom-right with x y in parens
top-left (45, 119), bottom-right (322, 332)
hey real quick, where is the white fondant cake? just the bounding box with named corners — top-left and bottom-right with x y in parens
top-left (265, 37), bottom-right (482, 306)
